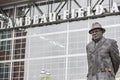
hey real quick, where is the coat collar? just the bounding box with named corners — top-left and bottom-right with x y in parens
top-left (90, 37), bottom-right (106, 53)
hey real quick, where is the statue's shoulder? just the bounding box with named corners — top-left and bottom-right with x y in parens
top-left (105, 38), bottom-right (117, 43)
top-left (86, 41), bottom-right (93, 48)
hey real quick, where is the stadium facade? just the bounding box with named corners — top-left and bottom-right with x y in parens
top-left (0, 0), bottom-right (120, 80)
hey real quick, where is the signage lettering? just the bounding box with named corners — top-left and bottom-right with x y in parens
top-left (0, 2), bottom-right (120, 29)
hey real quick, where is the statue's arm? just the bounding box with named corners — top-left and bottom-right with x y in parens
top-left (109, 40), bottom-right (120, 74)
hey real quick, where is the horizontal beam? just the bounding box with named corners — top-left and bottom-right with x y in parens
top-left (0, 0), bottom-right (63, 7)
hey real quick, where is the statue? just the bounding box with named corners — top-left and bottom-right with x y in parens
top-left (86, 22), bottom-right (120, 80)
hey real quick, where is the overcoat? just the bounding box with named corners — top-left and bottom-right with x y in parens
top-left (86, 37), bottom-right (120, 80)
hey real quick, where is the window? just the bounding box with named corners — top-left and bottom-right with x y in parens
top-left (0, 40), bottom-right (12, 61)
top-left (0, 63), bottom-right (10, 80)
top-left (12, 61), bottom-right (24, 80)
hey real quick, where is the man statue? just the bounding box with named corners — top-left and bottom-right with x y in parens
top-left (86, 22), bottom-right (120, 80)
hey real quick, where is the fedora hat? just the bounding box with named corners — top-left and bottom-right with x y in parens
top-left (89, 22), bottom-right (105, 34)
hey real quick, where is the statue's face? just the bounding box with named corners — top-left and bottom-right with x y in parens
top-left (91, 29), bottom-right (103, 41)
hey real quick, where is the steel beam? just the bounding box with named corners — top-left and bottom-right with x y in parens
top-left (23, 7), bottom-right (31, 17)
top-left (50, 1), bottom-right (53, 12)
top-left (0, 7), bottom-right (15, 27)
top-left (54, 1), bottom-right (64, 12)
top-left (0, 0), bottom-right (62, 7)
top-left (48, 0), bottom-right (50, 16)
top-left (56, 1), bottom-right (68, 15)
top-left (92, 0), bottom-right (100, 10)
top-left (31, 1), bottom-right (44, 15)
top-left (0, 8), bottom-right (8, 19)
top-left (70, 0), bottom-right (72, 12)
top-left (99, 0), bottom-right (104, 5)
top-left (73, 0), bottom-right (81, 8)
top-left (90, 0), bottom-right (92, 7)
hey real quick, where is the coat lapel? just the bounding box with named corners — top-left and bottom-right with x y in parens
top-left (95, 37), bottom-right (106, 50)
top-left (89, 41), bottom-right (96, 53)
top-left (91, 37), bottom-right (106, 54)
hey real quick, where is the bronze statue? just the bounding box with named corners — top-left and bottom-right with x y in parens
top-left (86, 22), bottom-right (120, 80)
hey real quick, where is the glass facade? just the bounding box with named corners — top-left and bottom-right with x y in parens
top-left (0, 29), bottom-right (26, 80)
top-left (0, 0), bottom-right (120, 80)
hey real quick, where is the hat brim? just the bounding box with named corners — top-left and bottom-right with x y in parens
top-left (89, 28), bottom-right (105, 34)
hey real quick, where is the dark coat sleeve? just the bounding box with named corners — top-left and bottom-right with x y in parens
top-left (109, 40), bottom-right (120, 74)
